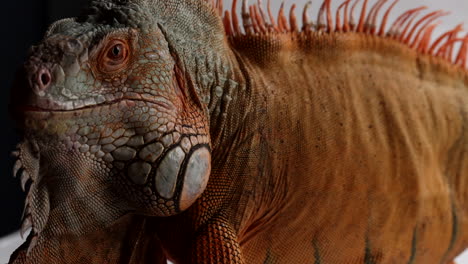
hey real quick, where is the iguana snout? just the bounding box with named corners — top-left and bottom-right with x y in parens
top-left (24, 35), bottom-right (86, 98)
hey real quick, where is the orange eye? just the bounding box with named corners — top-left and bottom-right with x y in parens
top-left (99, 39), bottom-right (130, 73)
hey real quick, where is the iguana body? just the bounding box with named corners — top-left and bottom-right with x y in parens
top-left (8, 0), bottom-right (468, 263)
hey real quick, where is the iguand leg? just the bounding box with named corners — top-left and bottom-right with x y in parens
top-left (189, 216), bottom-right (244, 264)
top-left (9, 215), bottom-right (167, 264)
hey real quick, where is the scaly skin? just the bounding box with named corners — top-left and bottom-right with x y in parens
top-left (8, 0), bottom-right (468, 263)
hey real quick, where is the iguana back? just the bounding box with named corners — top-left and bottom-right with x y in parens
top-left (8, 0), bottom-right (468, 263)
top-left (219, 32), bottom-right (468, 263)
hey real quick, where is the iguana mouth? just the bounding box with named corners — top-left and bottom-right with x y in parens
top-left (15, 96), bottom-right (174, 115)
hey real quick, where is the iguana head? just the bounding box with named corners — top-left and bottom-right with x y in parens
top-left (10, 0), bottom-right (230, 257)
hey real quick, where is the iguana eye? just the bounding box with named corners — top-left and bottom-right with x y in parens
top-left (99, 39), bottom-right (130, 73)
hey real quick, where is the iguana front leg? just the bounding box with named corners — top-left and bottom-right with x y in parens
top-left (189, 217), bottom-right (244, 264)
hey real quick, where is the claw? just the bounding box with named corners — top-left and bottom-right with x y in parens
top-left (20, 170), bottom-right (31, 192)
top-left (26, 235), bottom-right (38, 256)
top-left (21, 202), bottom-right (31, 222)
top-left (21, 216), bottom-right (32, 239)
top-left (31, 141), bottom-right (40, 155)
top-left (11, 150), bottom-right (20, 157)
top-left (13, 159), bottom-right (23, 178)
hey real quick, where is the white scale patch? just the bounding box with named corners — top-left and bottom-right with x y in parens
top-left (180, 147), bottom-right (211, 211)
top-left (155, 147), bottom-right (185, 199)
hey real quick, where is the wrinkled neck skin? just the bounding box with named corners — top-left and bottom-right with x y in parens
top-left (11, 128), bottom-right (134, 262)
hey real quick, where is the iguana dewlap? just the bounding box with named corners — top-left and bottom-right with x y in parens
top-left (8, 0), bottom-right (468, 263)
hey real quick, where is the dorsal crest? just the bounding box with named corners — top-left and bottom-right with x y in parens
top-left (204, 0), bottom-right (468, 71)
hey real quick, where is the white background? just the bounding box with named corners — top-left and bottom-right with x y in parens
top-left (1, 0), bottom-right (467, 263)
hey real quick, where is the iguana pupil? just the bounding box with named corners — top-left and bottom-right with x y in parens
top-left (111, 44), bottom-right (122, 57)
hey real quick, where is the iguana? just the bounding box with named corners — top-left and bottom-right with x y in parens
top-left (8, 0), bottom-right (468, 263)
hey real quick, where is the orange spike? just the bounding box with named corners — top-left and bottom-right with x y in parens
top-left (336, 0), bottom-right (348, 32)
top-left (436, 30), bottom-right (458, 59)
top-left (242, 0), bottom-right (253, 34)
top-left (378, 0), bottom-right (398, 36)
top-left (283, 15), bottom-right (290, 32)
top-left (397, 9), bottom-right (424, 41)
top-left (277, 4), bottom-right (284, 32)
top-left (326, 0), bottom-right (333, 32)
top-left (417, 23), bottom-right (439, 53)
top-left (223, 10), bottom-right (233, 36)
top-left (343, 0), bottom-right (352, 32)
top-left (249, 5), bottom-right (259, 33)
top-left (290, 4), bottom-right (299, 32)
top-left (356, 0), bottom-right (368, 33)
top-left (317, 0), bottom-right (328, 31)
top-left (387, 11), bottom-right (408, 37)
top-left (455, 34), bottom-right (468, 67)
top-left (387, 7), bottom-right (426, 38)
top-left (404, 10), bottom-right (447, 44)
top-left (218, 0), bottom-right (224, 16)
top-left (429, 24), bottom-right (463, 54)
top-left (232, 0), bottom-right (241, 35)
top-left (365, 0), bottom-right (387, 34)
top-left (251, 5), bottom-right (263, 33)
top-left (257, 0), bottom-right (269, 28)
top-left (364, 0), bottom-right (380, 27)
top-left (445, 29), bottom-right (462, 60)
top-left (256, 4), bottom-right (268, 33)
top-left (409, 12), bottom-right (447, 48)
top-left (303, 1), bottom-right (314, 32)
top-left (350, 0), bottom-right (361, 31)
top-left (278, 2), bottom-right (289, 32)
top-left (267, 0), bottom-right (278, 31)
top-left (363, 0), bottom-right (379, 33)
top-left (437, 37), bottom-right (465, 60)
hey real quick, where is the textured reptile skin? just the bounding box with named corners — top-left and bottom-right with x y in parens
top-left (8, 0), bottom-right (468, 263)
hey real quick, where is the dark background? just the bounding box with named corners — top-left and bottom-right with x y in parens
top-left (0, 0), bottom-right (87, 238)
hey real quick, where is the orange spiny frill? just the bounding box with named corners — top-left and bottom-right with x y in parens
top-left (204, 0), bottom-right (468, 69)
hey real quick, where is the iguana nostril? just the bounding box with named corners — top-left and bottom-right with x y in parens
top-left (37, 68), bottom-right (51, 91)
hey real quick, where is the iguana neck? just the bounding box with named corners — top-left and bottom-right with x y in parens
top-left (197, 46), bottom-right (250, 150)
